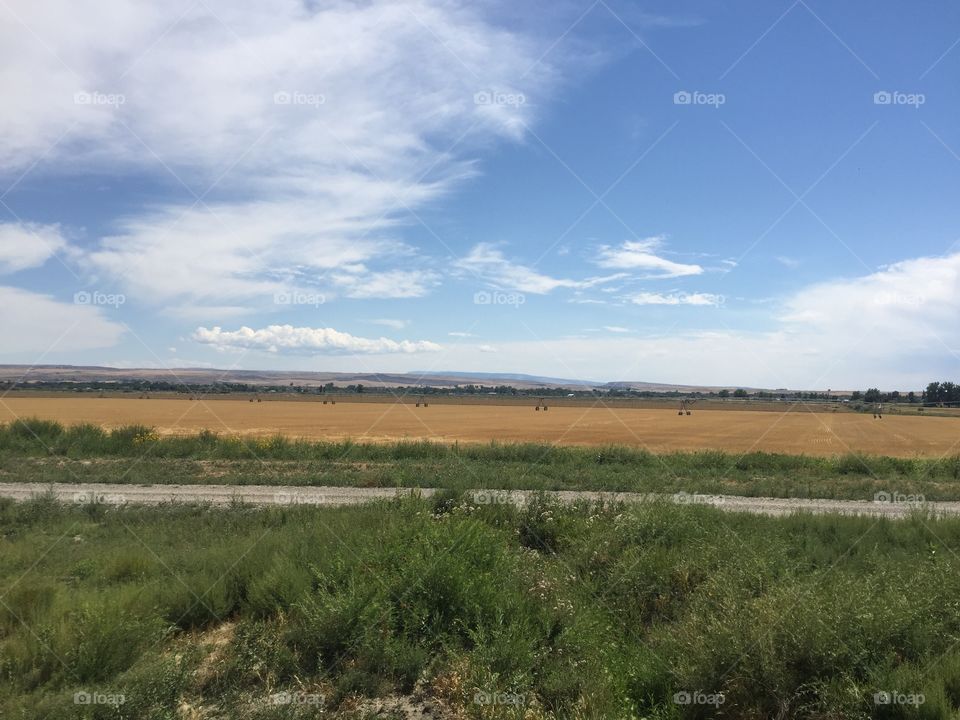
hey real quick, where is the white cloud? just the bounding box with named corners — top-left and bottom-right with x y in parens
top-left (627, 291), bottom-right (724, 306)
top-left (89, 201), bottom-right (409, 307)
top-left (456, 243), bottom-right (624, 293)
top-left (595, 237), bottom-right (703, 278)
top-left (448, 331), bottom-right (475, 337)
top-left (776, 256), bottom-right (801, 269)
top-left (423, 252), bottom-right (960, 388)
top-left (0, 223), bottom-right (68, 274)
top-left (603, 325), bottom-right (630, 333)
top-left (139, 252), bottom-right (960, 389)
top-left (332, 270), bottom-right (440, 299)
top-left (193, 324), bottom-right (442, 355)
top-left (5, 1), bottom-right (556, 307)
top-left (369, 318), bottom-right (409, 330)
top-left (477, 344), bottom-right (498, 353)
top-left (779, 253), bottom-right (960, 351)
top-left (0, 286), bottom-right (124, 354)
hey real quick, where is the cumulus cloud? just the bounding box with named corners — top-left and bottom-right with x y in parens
top-left (456, 243), bottom-right (624, 293)
top-left (4, 1), bottom-right (555, 310)
top-left (0, 286), bottom-right (124, 354)
top-left (627, 291), bottom-right (724, 306)
top-left (595, 237), bottom-right (703, 278)
top-left (0, 223), bottom-right (68, 274)
top-left (193, 324), bottom-right (442, 355)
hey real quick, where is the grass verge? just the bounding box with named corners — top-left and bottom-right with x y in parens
top-left (2, 419), bottom-right (960, 500)
top-left (2, 493), bottom-right (960, 717)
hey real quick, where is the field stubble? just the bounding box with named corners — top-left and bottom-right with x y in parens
top-left (1, 397), bottom-right (958, 458)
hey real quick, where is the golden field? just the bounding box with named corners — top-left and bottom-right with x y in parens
top-left (1, 396), bottom-right (958, 457)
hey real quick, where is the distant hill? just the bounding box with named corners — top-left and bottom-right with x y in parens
top-left (0, 365), bottom-right (597, 390)
top-left (0, 365), bottom-right (848, 393)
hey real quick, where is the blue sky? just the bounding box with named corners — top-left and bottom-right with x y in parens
top-left (0, 0), bottom-right (958, 388)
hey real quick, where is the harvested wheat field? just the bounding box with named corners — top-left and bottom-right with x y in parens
top-left (2, 396), bottom-right (959, 457)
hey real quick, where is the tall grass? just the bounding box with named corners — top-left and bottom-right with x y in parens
top-left (4, 419), bottom-right (960, 500)
top-left (1, 417), bottom-right (957, 472)
top-left (3, 496), bottom-right (960, 717)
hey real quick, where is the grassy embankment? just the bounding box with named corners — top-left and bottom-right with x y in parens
top-left (2, 419), bottom-right (960, 500)
top-left (3, 492), bottom-right (960, 718)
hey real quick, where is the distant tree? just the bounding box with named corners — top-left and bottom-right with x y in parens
top-left (356, 384), bottom-right (364, 393)
top-left (864, 388), bottom-right (882, 403)
top-left (945, 381), bottom-right (959, 404)
top-left (733, 388), bottom-right (748, 398)
top-left (907, 391), bottom-right (916, 403)
top-left (718, 389), bottom-right (730, 398)
top-left (851, 391), bottom-right (863, 401)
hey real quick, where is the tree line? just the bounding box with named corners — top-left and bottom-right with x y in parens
top-left (851, 382), bottom-right (960, 405)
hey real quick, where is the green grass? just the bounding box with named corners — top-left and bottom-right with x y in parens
top-left (3, 419), bottom-right (960, 500)
top-left (2, 493), bottom-right (960, 718)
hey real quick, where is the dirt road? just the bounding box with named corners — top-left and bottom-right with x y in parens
top-left (3, 397), bottom-right (959, 457)
top-left (2, 482), bottom-right (955, 518)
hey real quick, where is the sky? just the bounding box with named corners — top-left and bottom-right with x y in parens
top-left (0, 0), bottom-right (958, 390)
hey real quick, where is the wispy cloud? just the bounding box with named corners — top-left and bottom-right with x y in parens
top-left (594, 236), bottom-right (703, 278)
top-left (8, 1), bottom-right (558, 312)
top-left (0, 223), bottom-right (68, 274)
top-left (193, 325), bottom-right (442, 355)
top-left (427, 252), bottom-right (960, 388)
top-left (627, 291), bottom-right (724, 306)
top-left (368, 318), bottom-right (409, 330)
top-left (457, 243), bottom-right (625, 293)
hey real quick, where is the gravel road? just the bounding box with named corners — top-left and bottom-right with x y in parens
top-left (0, 482), bottom-right (955, 518)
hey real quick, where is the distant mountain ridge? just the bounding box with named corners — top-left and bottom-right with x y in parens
top-left (0, 365), bottom-right (833, 393)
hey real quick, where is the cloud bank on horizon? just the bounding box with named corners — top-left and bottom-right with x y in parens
top-left (0, 0), bottom-right (958, 388)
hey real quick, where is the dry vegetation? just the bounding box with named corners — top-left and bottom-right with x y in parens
top-left (2, 397), bottom-right (960, 457)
